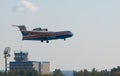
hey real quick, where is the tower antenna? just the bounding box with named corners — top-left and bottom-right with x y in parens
top-left (4, 47), bottom-right (11, 75)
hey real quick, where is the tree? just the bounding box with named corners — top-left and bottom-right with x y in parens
top-left (41, 74), bottom-right (52, 76)
top-left (53, 69), bottom-right (65, 76)
top-left (0, 71), bottom-right (4, 76)
top-left (110, 66), bottom-right (120, 76)
top-left (7, 70), bottom-right (39, 76)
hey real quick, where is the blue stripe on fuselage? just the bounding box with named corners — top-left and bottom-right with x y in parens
top-left (22, 31), bottom-right (73, 41)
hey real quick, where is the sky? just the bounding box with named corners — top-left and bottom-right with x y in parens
top-left (1, 0), bottom-right (120, 71)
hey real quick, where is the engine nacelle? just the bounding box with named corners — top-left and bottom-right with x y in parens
top-left (41, 28), bottom-right (48, 31)
top-left (33, 28), bottom-right (48, 31)
top-left (33, 28), bottom-right (41, 31)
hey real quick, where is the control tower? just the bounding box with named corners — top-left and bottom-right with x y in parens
top-left (10, 51), bottom-right (50, 74)
top-left (14, 51), bottom-right (28, 62)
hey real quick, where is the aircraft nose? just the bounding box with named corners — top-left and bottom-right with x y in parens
top-left (66, 31), bottom-right (73, 37)
top-left (71, 32), bottom-right (73, 36)
top-left (69, 31), bottom-right (73, 37)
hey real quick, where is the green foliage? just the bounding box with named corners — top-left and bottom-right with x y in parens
top-left (41, 74), bottom-right (52, 76)
top-left (0, 71), bottom-right (4, 76)
top-left (73, 68), bottom-right (110, 76)
top-left (53, 69), bottom-right (65, 76)
top-left (110, 66), bottom-right (120, 76)
top-left (1, 66), bottom-right (120, 76)
top-left (0, 70), bottom-right (52, 76)
top-left (7, 70), bottom-right (39, 76)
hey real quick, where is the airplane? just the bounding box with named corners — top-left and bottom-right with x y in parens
top-left (13, 25), bottom-right (73, 43)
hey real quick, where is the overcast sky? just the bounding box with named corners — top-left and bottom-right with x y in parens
top-left (1, 0), bottom-right (120, 71)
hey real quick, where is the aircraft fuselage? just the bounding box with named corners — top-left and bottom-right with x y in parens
top-left (22, 31), bottom-right (73, 42)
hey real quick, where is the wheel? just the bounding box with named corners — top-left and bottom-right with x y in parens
top-left (41, 40), bottom-right (44, 42)
top-left (46, 29), bottom-right (48, 31)
top-left (46, 40), bottom-right (49, 43)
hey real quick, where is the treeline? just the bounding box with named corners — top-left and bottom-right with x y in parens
top-left (73, 66), bottom-right (120, 76)
top-left (1, 66), bottom-right (120, 76)
top-left (0, 69), bottom-right (64, 76)
top-left (0, 70), bottom-right (40, 76)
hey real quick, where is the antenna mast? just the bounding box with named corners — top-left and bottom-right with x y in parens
top-left (4, 47), bottom-right (11, 76)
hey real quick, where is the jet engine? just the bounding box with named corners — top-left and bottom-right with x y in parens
top-left (33, 28), bottom-right (48, 31)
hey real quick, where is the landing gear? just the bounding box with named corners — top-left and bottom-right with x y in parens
top-left (64, 38), bottom-right (66, 41)
top-left (41, 40), bottom-right (44, 42)
top-left (45, 29), bottom-right (48, 31)
top-left (46, 40), bottom-right (49, 43)
top-left (41, 40), bottom-right (49, 43)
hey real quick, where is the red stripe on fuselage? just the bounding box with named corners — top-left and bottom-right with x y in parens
top-left (23, 35), bottom-right (42, 39)
top-left (23, 31), bottom-right (70, 39)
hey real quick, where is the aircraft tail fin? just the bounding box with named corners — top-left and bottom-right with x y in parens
top-left (12, 25), bottom-right (29, 38)
top-left (12, 25), bottom-right (27, 31)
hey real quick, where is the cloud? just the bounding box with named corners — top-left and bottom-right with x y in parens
top-left (21, 0), bottom-right (39, 12)
top-left (15, 6), bottom-right (25, 12)
top-left (15, 0), bottom-right (39, 13)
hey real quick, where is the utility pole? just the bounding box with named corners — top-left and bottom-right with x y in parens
top-left (4, 47), bottom-right (11, 76)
